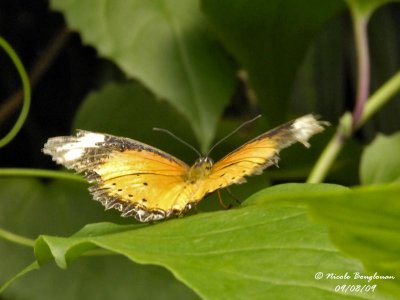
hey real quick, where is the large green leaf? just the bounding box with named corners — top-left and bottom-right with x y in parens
top-left (289, 15), bottom-right (347, 121)
top-left (30, 184), bottom-right (386, 300)
top-left (0, 178), bottom-right (197, 300)
top-left (248, 183), bottom-right (400, 297)
top-left (359, 132), bottom-right (400, 184)
top-left (201, 0), bottom-right (345, 124)
top-left (50, 0), bottom-right (236, 152)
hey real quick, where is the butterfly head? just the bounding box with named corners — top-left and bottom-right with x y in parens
top-left (187, 156), bottom-right (214, 182)
top-left (195, 156), bottom-right (214, 168)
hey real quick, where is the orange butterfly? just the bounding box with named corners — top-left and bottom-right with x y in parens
top-left (43, 114), bottom-right (326, 222)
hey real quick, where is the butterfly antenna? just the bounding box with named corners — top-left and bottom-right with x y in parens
top-left (153, 128), bottom-right (202, 157)
top-left (206, 114), bottom-right (262, 156)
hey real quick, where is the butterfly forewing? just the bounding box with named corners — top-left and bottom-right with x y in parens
top-left (43, 130), bottom-right (195, 222)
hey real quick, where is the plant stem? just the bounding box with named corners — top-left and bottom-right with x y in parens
top-left (351, 14), bottom-right (370, 129)
top-left (0, 262), bottom-right (39, 294)
top-left (307, 131), bottom-right (345, 183)
top-left (308, 68), bottom-right (400, 183)
top-left (0, 28), bottom-right (70, 126)
top-left (307, 5), bottom-right (372, 184)
top-left (0, 37), bottom-right (31, 148)
top-left (0, 228), bottom-right (34, 247)
top-left (0, 168), bottom-right (86, 183)
top-left (358, 69), bottom-right (400, 129)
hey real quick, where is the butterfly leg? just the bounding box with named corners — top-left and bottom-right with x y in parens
top-left (217, 190), bottom-right (232, 209)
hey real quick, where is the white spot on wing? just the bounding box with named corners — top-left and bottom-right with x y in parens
top-left (291, 115), bottom-right (327, 148)
top-left (63, 133), bottom-right (104, 161)
top-left (63, 148), bottom-right (85, 161)
top-left (43, 131), bottom-right (106, 165)
top-left (71, 132), bottom-right (105, 150)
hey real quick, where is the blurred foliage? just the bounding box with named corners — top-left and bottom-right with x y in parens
top-left (0, 0), bottom-right (400, 299)
top-left (248, 183), bottom-right (400, 296)
top-left (360, 132), bottom-right (400, 184)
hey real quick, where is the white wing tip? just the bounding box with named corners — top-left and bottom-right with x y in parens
top-left (292, 114), bottom-right (329, 148)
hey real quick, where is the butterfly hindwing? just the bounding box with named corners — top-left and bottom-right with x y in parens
top-left (43, 130), bottom-right (195, 222)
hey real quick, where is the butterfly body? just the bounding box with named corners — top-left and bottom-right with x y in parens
top-left (186, 157), bottom-right (213, 183)
top-left (43, 114), bottom-right (327, 222)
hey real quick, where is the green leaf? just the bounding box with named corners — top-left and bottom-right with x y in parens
top-left (360, 132), bottom-right (400, 184)
top-left (0, 178), bottom-right (197, 299)
top-left (249, 183), bottom-right (400, 297)
top-left (243, 183), bottom-right (349, 204)
top-left (50, 0), bottom-right (236, 152)
top-left (290, 17), bottom-right (347, 121)
top-left (201, 0), bottom-right (345, 124)
top-left (33, 184), bottom-right (382, 299)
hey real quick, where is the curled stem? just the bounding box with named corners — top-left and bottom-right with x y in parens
top-left (0, 37), bottom-right (31, 148)
top-left (0, 28), bottom-right (70, 126)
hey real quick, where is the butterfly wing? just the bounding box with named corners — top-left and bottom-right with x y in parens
top-left (43, 130), bottom-right (195, 222)
top-left (193, 115), bottom-right (327, 197)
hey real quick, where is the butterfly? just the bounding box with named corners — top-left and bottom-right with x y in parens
top-left (43, 114), bottom-right (327, 222)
